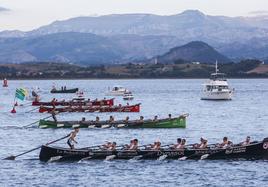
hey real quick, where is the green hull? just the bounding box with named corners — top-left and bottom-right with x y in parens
top-left (38, 117), bottom-right (186, 129)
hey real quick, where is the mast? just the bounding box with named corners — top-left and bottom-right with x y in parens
top-left (215, 60), bottom-right (219, 74)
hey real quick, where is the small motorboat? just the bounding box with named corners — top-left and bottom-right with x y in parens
top-left (123, 92), bottom-right (134, 100)
top-left (106, 86), bottom-right (128, 96)
top-left (201, 62), bottom-right (233, 100)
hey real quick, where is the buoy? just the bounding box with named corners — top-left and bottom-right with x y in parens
top-left (11, 106), bottom-right (16, 113)
top-left (14, 101), bottom-right (18, 106)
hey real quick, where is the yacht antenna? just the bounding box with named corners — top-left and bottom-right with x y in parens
top-left (215, 60), bottom-right (219, 74)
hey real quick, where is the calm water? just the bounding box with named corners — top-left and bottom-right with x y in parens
top-left (0, 79), bottom-right (268, 187)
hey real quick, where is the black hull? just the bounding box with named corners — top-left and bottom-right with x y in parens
top-left (39, 139), bottom-right (268, 162)
top-left (50, 88), bottom-right (78, 93)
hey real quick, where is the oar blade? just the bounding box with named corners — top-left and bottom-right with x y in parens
top-left (3, 155), bottom-right (16, 160)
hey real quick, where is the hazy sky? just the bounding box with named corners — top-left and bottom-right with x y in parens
top-left (0, 0), bottom-right (268, 31)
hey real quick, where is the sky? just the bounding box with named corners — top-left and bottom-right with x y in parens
top-left (0, 0), bottom-right (268, 31)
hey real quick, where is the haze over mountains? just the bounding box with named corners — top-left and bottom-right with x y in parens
top-left (0, 10), bottom-right (268, 64)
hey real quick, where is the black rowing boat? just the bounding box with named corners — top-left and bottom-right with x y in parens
top-left (39, 137), bottom-right (268, 161)
top-left (50, 88), bottom-right (79, 94)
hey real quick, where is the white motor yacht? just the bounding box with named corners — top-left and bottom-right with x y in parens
top-left (201, 62), bottom-right (233, 100)
top-left (106, 86), bottom-right (128, 96)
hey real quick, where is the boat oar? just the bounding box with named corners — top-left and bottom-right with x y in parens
top-left (22, 115), bottom-right (53, 128)
top-left (3, 134), bottom-right (70, 160)
top-left (26, 106), bottom-right (40, 113)
top-left (23, 111), bottom-right (61, 128)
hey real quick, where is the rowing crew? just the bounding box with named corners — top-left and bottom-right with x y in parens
top-left (79, 114), bottom-right (175, 124)
top-left (66, 129), bottom-right (252, 150)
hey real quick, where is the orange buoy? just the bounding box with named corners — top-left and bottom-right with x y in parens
top-left (11, 106), bottom-right (16, 113)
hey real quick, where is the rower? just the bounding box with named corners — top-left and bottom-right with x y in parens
top-left (151, 141), bottom-right (161, 150)
top-left (139, 116), bottom-right (144, 123)
top-left (125, 140), bottom-right (133, 149)
top-left (180, 139), bottom-right (186, 149)
top-left (67, 128), bottom-right (79, 149)
top-left (80, 117), bottom-right (86, 124)
top-left (125, 116), bottom-right (129, 123)
top-left (153, 115), bottom-right (158, 122)
top-left (173, 138), bottom-right (182, 149)
top-left (194, 137), bottom-right (207, 149)
top-left (219, 137), bottom-right (229, 148)
top-left (103, 142), bottom-right (112, 149)
top-left (129, 139), bottom-right (138, 150)
top-left (199, 139), bottom-right (208, 149)
top-left (109, 116), bottom-right (114, 123)
top-left (168, 114), bottom-right (172, 120)
top-left (96, 116), bottom-right (100, 123)
top-left (108, 142), bottom-right (117, 151)
top-left (241, 136), bottom-right (251, 146)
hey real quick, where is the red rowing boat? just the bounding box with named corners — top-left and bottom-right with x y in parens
top-left (32, 98), bottom-right (114, 107)
top-left (39, 104), bottom-right (140, 113)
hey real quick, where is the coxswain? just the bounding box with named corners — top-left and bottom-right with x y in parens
top-left (129, 139), bottom-right (138, 150)
top-left (168, 114), bottom-right (172, 120)
top-left (50, 108), bottom-right (58, 122)
top-left (241, 136), bottom-right (251, 146)
top-left (67, 128), bottom-right (79, 149)
top-left (153, 115), bottom-right (158, 122)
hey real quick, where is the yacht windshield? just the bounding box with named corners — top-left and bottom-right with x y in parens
top-left (210, 73), bottom-right (226, 81)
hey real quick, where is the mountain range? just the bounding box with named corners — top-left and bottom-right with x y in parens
top-left (1, 10), bottom-right (268, 64)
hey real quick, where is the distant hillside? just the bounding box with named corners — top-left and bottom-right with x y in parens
top-left (151, 41), bottom-right (230, 64)
top-left (1, 10), bottom-right (268, 60)
top-left (0, 60), bottom-right (265, 79)
top-left (0, 32), bottom-right (124, 64)
top-left (0, 34), bottom-right (225, 65)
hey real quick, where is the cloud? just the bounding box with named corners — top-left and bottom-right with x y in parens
top-left (0, 6), bottom-right (10, 12)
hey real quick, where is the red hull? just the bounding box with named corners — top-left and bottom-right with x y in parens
top-left (32, 98), bottom-right (114, 107)
top-left (39, 104), bottom-right (140, 113)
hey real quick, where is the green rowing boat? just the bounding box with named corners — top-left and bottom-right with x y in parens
top-left (38, 115), bottom-right (187, 129)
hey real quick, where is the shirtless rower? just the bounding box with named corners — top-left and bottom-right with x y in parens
top-left (241, 136), bottom-right (251, 146)
top-left (173, 138), bottom-right (182, 149)
top-left (67, 128), bottom-right (79, 149)
top-left (151, 141), bottom-right (161, 150)
top-left (129, 139), bottom-right (138, 150)
top-left (219, 137), bottom-right (229, 148)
